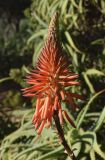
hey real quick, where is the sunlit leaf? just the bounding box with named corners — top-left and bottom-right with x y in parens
top-left (77, 88), bottom-right (105, 128)
top-left (92, 107), bottom-right (105, 132)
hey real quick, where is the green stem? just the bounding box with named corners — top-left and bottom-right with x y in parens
top-left (53, 110), bottom-right (76, 160)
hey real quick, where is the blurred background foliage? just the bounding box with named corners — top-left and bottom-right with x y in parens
top-left (0, 0), bottom-right (105, 159)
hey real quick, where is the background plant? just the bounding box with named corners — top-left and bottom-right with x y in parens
top-left (0, 0), bottom-right (105, 160)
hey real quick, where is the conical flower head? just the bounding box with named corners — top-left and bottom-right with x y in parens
top-left (22, 12), bottom-right (83, 134)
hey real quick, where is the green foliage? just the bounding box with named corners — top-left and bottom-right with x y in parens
top-left (0, 0), bottom-right (105, 160)
top-left (2, 91), bottom-right (23, 108)
top-left (0, 90), bottom-right (105, 160)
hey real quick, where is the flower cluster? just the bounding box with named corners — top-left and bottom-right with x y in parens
top-left (22, 12), bottom-right (83, 134)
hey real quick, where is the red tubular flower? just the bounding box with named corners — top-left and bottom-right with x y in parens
top-left (22, 12), bottom-right (83, 135)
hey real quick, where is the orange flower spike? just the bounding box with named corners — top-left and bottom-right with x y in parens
top-left (41, 96), bottom-right (50, 119)
top-left (66, 96), bottom-right (79, 111)
top-left (47, 105), bottom-right (54, 125)
top-left (43, 96), bottom-right (51, 119)
top-left (53, 96), bottom-right (59, 110)
top-left (58, 102), bottom-right (63, 124)
top-left (60, 90), bottom-right (65, 100)
top-left (63, 110), bottom-right (76, 128)
top-left (35, 98), bottom-right (41, 115)
top-left (67, 92), bottom-right (84, 100)
top-left (22, 12), bottom-right (82, 135)
top-left (37, 120), bottom-right (46, 135)
top-left (35, 118), bottom-right (40, 130)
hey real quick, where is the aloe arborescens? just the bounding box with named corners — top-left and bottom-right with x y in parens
top-left (22, 12), bottom-right (83, 159)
